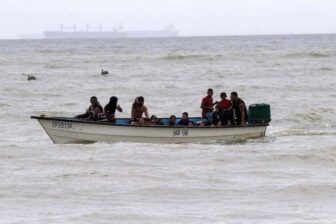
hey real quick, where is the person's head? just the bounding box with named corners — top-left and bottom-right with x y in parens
top-left (137, 96), bottom-right (144, 106)
top-left (169, 115), bottom-right (176, 122)
top-left (150, 115), bottom-right (158, 122)
top-left (90, 96), bottom-right (98, 106)
top-left (207, 88), bottom-right (213, 97)
top-left (182, 112), bottom-right (189, 120)
top-left (220, 92), bottom-right (227, 99)
top-left (109, 96), bottom-right (118, 107)
top-left (230, 92), bottom-right (238, 101)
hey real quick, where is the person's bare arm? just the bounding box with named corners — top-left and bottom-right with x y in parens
top-left (96, 106), bottom-right (104, 114)
top-left (201, 100), bottom-right (214, 110)
top-left (239, 103), bottom-right (246, 126)
top-left (144, 106), bottom-right (149, 118)
top-left (117, 105), bottom-right (123, 112)
top-left (200, 101), bottom-right (205, 109)
top-left (131, 107), bottom-right (135, 119)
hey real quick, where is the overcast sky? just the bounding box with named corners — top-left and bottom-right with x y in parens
top-left (0, 0), bottom-right (335, 39)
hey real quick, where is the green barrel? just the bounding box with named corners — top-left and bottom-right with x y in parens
top-left (248, 103), bottom-right (271, 123)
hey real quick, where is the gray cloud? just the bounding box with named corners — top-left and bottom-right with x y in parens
top-left (0, 0), bottom-right (336, 39)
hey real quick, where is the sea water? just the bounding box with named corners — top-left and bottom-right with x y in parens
top-left (0, 35), bottom-right (335, 223)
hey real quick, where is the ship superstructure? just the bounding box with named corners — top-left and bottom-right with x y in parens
top-left (43, 24), bottom-right (178, 39)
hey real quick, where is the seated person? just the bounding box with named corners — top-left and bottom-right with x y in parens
top-left (168, 115), bottom-right (176, 126)
top-left (213, 92), bottom-right (233, 126)
top-left (76, 96), bottom-right (104, 121)
top-left (230, 92), bottom-right (248, 126)
top-left (150, 115), bottom-right (164, 125)
top-left (177, 112), bottom-right (195, 127)
top-left (104, 96), bottom-right (122, 123)
top-left (212, 105), bottom-right (222, 126)
top-left (130, 96), bottom-right (149, 125)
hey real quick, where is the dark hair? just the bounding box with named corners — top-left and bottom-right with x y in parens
top-left (106, 96), bottom-right (118, 114)
top-left (220, 92), bottom-right (227, 97)
top-left (231, 92), bottom-right (238, 97)
top-left (91, 96), bottom-right (97, 100)
top-left (132, 96), bottom-right (144, 110)
top-left (137, 96), bottom-right (144, 102)
top-left (207, 88), bottom-right (213, 92)
top-left (110, 96), bottom-right (118, 104)
top-left (169, 115), bottom-right (176, 125)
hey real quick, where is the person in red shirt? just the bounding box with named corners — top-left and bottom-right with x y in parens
top-left (212, 92), bottom-right (233, 126)
top-left (200, 88), bottom-right (217, 123)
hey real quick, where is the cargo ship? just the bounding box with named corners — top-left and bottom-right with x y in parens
top-left (43, 24), bottom-right (178, 39)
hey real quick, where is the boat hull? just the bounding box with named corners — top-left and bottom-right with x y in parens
top-left (32, 116), bottom-right (268, 144)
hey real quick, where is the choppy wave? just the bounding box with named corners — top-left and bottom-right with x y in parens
top-left (43, 64), bottom-right (65, 69)
top-left (320, 67), bottom-right (334, 71)
top-left (161, 54), bottom-right (223, 60)
top-left (274, 129), bottom-right (336, 137)
top-left (286, 51), bottom-right (334, 58)
top-left (286, 109), bottom-right (335, 124)
top-left (1, 36), bottom-right (336, 224)
top-left (0, 103), bottom-right (11, 108)
top-left (279, 184), bottom-right (336, 195)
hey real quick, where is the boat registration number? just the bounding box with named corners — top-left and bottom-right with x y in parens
top-left (52, 121), bottom-right (73, 129)
top-left (173, 129), bottom-right (189, 137)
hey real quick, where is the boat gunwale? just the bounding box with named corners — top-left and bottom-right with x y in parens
top-left (31, 116), bottom-right (269, 129)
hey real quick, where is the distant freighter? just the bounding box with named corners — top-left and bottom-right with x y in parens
top-left (43, 24), bottom-right (178, 39)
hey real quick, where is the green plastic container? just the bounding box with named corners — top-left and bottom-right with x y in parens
top-left (248, 103), bottom-right (271, 123)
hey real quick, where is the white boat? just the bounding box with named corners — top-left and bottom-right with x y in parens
top-left (31, 116), bottom-right (269, 144)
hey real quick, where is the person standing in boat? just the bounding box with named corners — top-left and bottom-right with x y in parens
top-left (76, 96), bottom-right (104, 121)
top-left (131, 96), bottom-right (149, 125)
top-left (200, 88), bottom-right (217, 124)
top-left (104, 96), bottom-right (122, 123)
top-left (230, 92), bottom-right (248, 126)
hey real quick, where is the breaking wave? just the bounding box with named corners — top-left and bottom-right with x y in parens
top-left (271, 108), bottom-right (336, 137)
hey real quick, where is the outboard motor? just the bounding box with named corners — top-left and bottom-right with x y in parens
top-left (248, 103), bottom-right (271, 124)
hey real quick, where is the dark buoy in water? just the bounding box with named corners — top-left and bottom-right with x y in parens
top-left (27, 74), bottom-right (37, 81)
top-left (101, 69), bottom-right (109, 75)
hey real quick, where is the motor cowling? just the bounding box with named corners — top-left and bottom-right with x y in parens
top-left (248, 103), bottom-right (271, 124)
